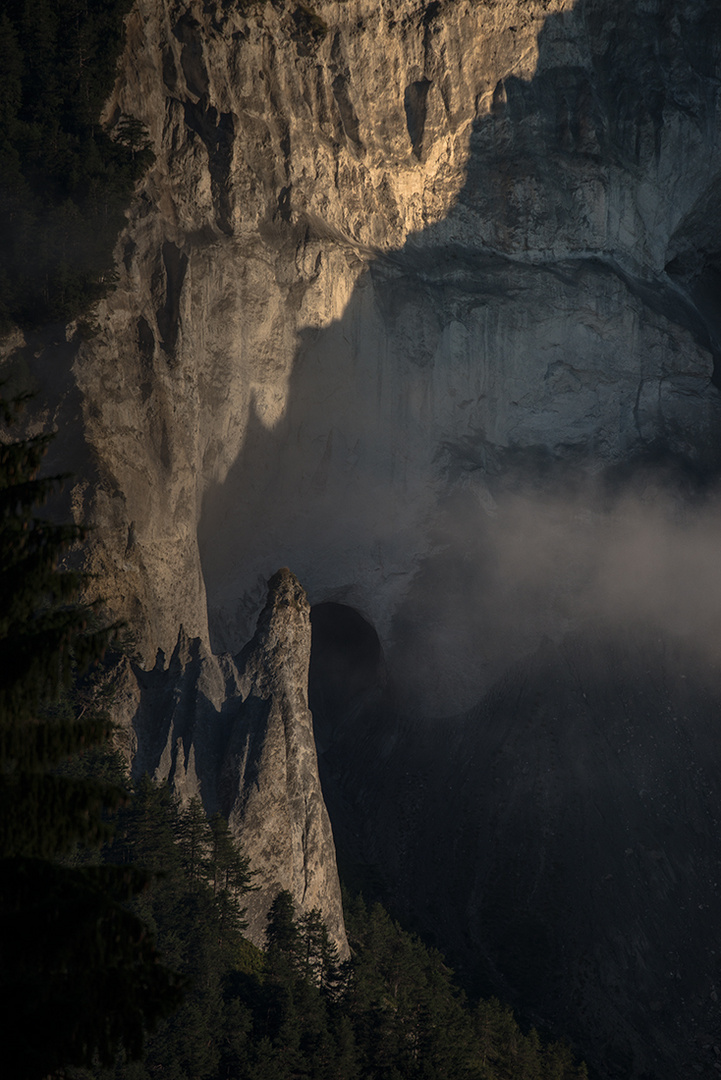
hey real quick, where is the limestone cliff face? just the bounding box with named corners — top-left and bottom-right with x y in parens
top-left (8, 0), bottom-right (720, 707)
top-left (112, 568), bottom-right (347, 953)
top-left (3, 3), bottom-right (721, 1074)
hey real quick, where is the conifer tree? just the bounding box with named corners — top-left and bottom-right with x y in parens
top-left (106, 781), bottom-right (258, 1080)
top-left (208, 810), bottom-right (254, 936)
top-left (0, 400), bottom-right (114, 857)
top-left (0, 398), bottom-right (181, 1079)
top-left (178, 795), bottom-right (212, 891)
top-left (299, 907), bottom-right (327, 984)
top-left (266, 888), bottom-right (301, 959)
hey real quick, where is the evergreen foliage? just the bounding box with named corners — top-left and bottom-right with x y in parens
top-left (0, 5), bottom-right (590, 1077)
top-left (79, 806), bottom-right (587, 1080)
top-left (0, 401), bottom-right (182, 1079)
top-left (0, 413), bottom-right (588, 1080)
top-left (266, 888), bottom-right (302, 960)
top-left (342, 894), bottom-right (589, 1080)
top-left (215, 889), bottom-right (589, 1080)
top-left (90, 776), bottom-right (256, 1080)
top-left (0, 395), bottom-right (114, 844)
top-left (0, 400), bottom-right (114, 862)
top-left (0, 0), bottom-right (154, 331)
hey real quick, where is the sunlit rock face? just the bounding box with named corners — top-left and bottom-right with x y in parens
top-left (59, 0), bottom-right (566, 665)
top-left (10, 0), bottom-right (719, 715)
top-left (5, 2), bottom-right (721, 1073)
top-left (111, 568), bottom-right (348, 954)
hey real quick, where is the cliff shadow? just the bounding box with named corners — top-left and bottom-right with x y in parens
top-left (198, 0), bottom-right (721, 712)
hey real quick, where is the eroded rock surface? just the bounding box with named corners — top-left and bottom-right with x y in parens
top-left (112, 569), bottom-right (348, 953)
top-left (6, 0), bottom-right (721, 710)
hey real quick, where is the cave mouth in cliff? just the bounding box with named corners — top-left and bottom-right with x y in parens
top-left (308, 603), bottom-right (383, 746)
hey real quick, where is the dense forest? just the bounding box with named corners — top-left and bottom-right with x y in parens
top-left (0, 395), bottom-right (183, 1079)
top-left (64, 764), bottom-right (590, 1080)
top-left (0, 0), bottom-right (153, 331)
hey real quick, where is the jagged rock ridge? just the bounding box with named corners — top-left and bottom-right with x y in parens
top-left (113, 568), bottom-right (347, 954)
top-left (6, 0), bottom-right (721, 711)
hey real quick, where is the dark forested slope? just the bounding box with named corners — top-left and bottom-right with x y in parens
top-left (0, 0), bottom-right (152, 330)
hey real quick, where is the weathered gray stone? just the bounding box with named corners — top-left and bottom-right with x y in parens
top-left (7, 0), bottom-right (721, 706)
top-left (221, 568), bottom-right (347, 949)
top-left (111, 569), bottom-right (348, 954)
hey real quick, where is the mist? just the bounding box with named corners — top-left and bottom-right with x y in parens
top-left (388, 467), bottom-right (721, 715)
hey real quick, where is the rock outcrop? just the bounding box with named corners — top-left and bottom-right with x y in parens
top-left (6, 0), bottom-right (721, 709)
top-left (112, 568), bottom-right (348, 954)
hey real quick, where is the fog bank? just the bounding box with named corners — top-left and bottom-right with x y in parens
top-left (389, 469), bottom-right (721, 714)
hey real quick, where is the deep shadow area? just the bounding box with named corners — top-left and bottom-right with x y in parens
top-left (308, 601), bottom-right (402, 906)
top-left (308, 603), bottom-right (385, 753)
top-left (318, 623), bottom-right (721, 1080)
top-left (199, 0), bottom-right (721, 665)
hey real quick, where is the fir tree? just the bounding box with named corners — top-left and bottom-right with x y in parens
top-left (177, 795), bottom-right (212, 891)
top-left (266, 888), bottom-right (301, 961)
top-left (0, 0), bottom-right (154, 330)
top-left (0, 398), bottom-right (181, 1079)
top-left (208, 810), bottom-right (254, 937)
top-left (102, 780), bottom-right (258, 1080)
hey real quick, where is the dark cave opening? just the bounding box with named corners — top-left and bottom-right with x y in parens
top-left (665, 250), bottom-right (721, 391)
top-left (308, 602), bottom-right (384, 750)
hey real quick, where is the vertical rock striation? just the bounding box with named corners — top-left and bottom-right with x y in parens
top-left (221, 568), bottom-right (346, 948)
top-left (112, 569), bottom-right (347, 954)
top-left (10, 0), bottom-right (721, 689)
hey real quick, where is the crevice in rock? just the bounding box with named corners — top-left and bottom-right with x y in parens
top-left (666, 252), bottom-right (721, 390)
top-left (162, 46), bottom-right (178, 93)
top-left (173, 11), bottom-right (209, 98)
top-left (136, 315), bottom-right (156, 402)
top-left (404, 78), bottom-right (432, 160)
top-left (278, 184), bottom-right (292, 223)
top-left (183, 101), bottom-right (235, 234)
top-left (155, 241), bottom-right (188, 358)
top-left (331, 74), bottom-right (362, 149)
